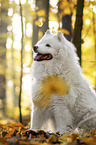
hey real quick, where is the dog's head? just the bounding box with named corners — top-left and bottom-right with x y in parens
top-left (33, 30), bottom-right (78, 63)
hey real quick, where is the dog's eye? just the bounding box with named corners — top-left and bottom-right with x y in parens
top-left (46, 44), bottom-right (51, 47)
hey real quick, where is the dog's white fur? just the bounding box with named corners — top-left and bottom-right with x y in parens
top-left (31, 30), bottom-right (96, 134)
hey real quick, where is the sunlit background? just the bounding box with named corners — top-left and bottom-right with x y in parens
top-left (0, 0), bottom-right (96, 124)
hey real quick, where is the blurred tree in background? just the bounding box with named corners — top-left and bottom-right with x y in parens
top-left (73, 0), bottom-right (84, 64)
top-left (32, 0), bottom-right (49, 46)
top-left (0, 0), bottom-right (9, 116)
top-left (58, 0), bottom-right (73, 41)
top-left (0, 0), bottom-right (96, 124)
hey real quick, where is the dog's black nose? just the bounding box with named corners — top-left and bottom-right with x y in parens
top-left (33, 46), bottom-right (38, 53)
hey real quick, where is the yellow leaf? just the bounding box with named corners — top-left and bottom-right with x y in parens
top-left (89, 1), bottom-right (96, 5)
top-left (35, 20), bottom-right (41, 26)
top-left (59, 134), bottom-right (71, 140)
top-left (42, 17), bottom-right (46, 22)
top-left (32, 15), bottom-right (37, 20)
top-left (70, 3), bottom-right (74, 10)
top-left (59, 0), bottom-right (69, 9)
top-left (42, 143), bottom-right (49, 145)
top-left (35, 6), bottom-right (39, 10)
top-left (30, 11), bottom-right (36, 16)
top-left (59, 134), bottom-right (71, 143)
top-left (47, 134), bottom-right (57, 143)
top-left (81, 137), bottom-right (96, 145)
top-left (37, 10), bottom-right (45, 16)
top-left (64, 8), bottom-right (71, 15)
top-left (60, 29), bottom-right (70, 35)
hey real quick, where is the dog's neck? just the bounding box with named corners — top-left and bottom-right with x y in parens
top-left (32, 58), bottom-right (81, 82)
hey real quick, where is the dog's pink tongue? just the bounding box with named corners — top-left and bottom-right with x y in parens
top-left (34, 54), bottom-right (42, 61)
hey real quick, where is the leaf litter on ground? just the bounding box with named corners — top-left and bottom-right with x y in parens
top-left (0, 122), bottom-right (96, 145)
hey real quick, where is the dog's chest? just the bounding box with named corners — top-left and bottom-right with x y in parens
top-left (33, 75), bottom-right (69, 108)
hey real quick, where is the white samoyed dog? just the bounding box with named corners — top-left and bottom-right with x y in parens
top-left (31, 30), bottom-right (96, 134)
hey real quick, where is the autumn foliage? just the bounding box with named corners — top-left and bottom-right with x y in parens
top-left (1, 122), bottom-right (96, 145)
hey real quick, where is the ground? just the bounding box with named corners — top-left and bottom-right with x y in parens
top-left (0, 122), bottom-right (96, 145)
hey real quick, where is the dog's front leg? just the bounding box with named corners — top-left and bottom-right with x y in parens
top-left (53, 105), bottom-right (73, 134)
top-left (31, 107), bottom-right (44, 130)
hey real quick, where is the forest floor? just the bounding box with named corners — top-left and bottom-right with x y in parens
top-left (0, 122), bottom-right (96, 145)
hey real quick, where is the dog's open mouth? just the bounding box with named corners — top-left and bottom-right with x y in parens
top-left (34, 53), bottom-right (53, 61)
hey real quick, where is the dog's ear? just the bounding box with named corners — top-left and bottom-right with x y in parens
top-left (57, 31), bottom-right (64, 42)
top-left (45, 30), bottom-right (51, 35)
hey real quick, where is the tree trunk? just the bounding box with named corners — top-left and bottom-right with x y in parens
top-left (58, 0), bottom-right (72, 41)
top-left (41, 0), bottom-right (49, 35)
top-left (62, 14), bottom-right (72, 41)
top-left (32, 23), bottom-right (39, 46)
top-left (93, 11), bottom-right (96, 91)
top-left (72, 0), bottom-right (84, 65)
top-left (0, 0), bottom-right (8, 115)
top-left (19, 1), bottom-right (24, 123)
top-left (32, 0), bottom-right (49, 46)
top-left (32, 0), bottom-right (40, 46)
